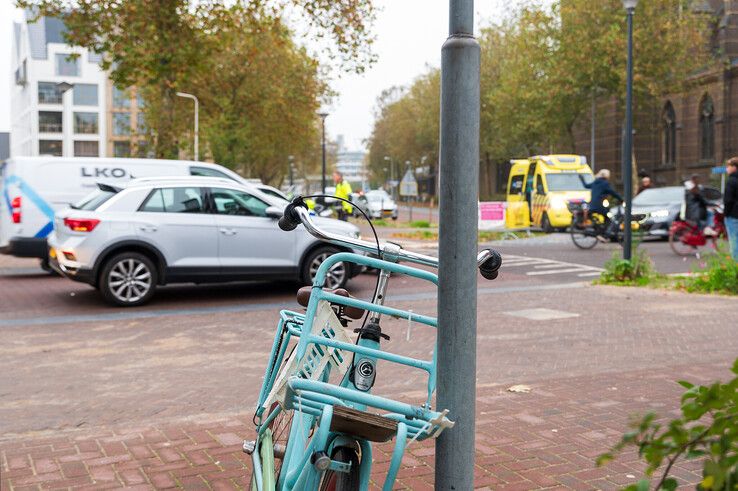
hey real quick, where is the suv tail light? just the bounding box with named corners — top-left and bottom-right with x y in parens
top-left (11, 196), bottom-right (21, 223)
top-left (64, 218), bottom-right (100, 232)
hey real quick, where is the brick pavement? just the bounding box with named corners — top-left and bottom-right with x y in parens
top-left (1, 361), bottom-right (730, 490)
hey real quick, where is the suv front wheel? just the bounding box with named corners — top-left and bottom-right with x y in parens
top-left (99, 252), bottom-right (158, 307)
top-left (301, 246), bottom-right (348, 290)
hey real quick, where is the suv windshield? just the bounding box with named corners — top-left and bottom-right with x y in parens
top-left (546, 173), bottom-right (593, 192)
top-left (73, 189), bottom-right (115, 210)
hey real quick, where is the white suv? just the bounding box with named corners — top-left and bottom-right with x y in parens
top-left (48, 177), bottom-right (362, 306)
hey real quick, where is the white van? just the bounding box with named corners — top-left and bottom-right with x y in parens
top-left (0, 157), bottom-right (248, 266)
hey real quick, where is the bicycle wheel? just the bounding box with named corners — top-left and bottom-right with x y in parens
top-left (570, 224), bottom-right (598, 249)
top-left (268, 403), bottom-right (293, 485)
top-left (669, 226), bottom-right (696, 256)
top-left (319, 446), bottom-right (361, 491)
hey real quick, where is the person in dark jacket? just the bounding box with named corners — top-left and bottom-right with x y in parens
top-left (684, 174), bottom-right (716, 236)
top-left (578, 169), bottom-right (622, 240)
top-left (724, 157), bottom-right (738, 259)
top-left (580, 169), bottom-right (623, 216)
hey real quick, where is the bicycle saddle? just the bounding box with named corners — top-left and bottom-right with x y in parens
top-left (296, 286), bottom-right (365, 320)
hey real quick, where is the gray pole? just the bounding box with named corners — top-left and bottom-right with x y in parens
top-left (319, 112), bottom-right (328, 194)
top-left (436, 0), bottom-right (480, 488)
top-left (590, 93), bottom-right (596, 172)
top-left (623, 7), bottom-right (634, 261)
top-left (176, 92), bottom-right (199, 161)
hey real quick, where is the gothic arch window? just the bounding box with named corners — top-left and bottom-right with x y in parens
top-left (661, 101), bottom-right (676, 166)
top-left (699, 94), bottom-right (715, 161)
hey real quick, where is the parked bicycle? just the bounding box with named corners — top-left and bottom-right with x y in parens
top-left (567, 199), bottom-right (645, 250)
top-left (244, 196), bottom-right (502, 491)
top-left (669, 204), bottom-right (726, 257)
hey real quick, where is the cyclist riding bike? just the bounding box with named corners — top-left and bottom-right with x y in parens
top-left (579, 169), bottom-right (622, 240)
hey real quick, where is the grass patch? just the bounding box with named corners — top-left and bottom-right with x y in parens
top-left (389, 230), bottom-right (532, 242)
top-left (682, 249), bottom-right (738, 294)
top-left (409, 220), bottom-right (431, 228)
top-left (596, 248), bottom-right (657, 286)
top-left (596, 245), bottom-right (738, 296)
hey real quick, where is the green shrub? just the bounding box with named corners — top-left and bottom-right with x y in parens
top-left (410, 220), bottom-right (431, 228)
top-left (685, 250), bottom-right (738, 295)
top-left (598, 358), bottom-right (738, 490)
top-left (598, 247), bottom-right (654, 285)
top-left (371, 219), bottom-right (389, 227)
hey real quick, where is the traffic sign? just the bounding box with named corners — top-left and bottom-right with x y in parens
top-left (712, 166), bottom-right (727, 174)
top-left (399, 169), bottom-right (418, 197)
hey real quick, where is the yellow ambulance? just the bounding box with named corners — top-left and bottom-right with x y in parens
top-left (505, 155), bottom-right (594, 232)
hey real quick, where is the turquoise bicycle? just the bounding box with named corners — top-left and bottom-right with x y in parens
top-left (245, 197), bottom-right (502, 490)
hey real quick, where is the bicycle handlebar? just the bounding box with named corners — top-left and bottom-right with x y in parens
top-left (280, 197), bottom-right (502, 278)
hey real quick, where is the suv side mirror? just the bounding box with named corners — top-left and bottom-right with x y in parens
top-left (265, 206), bottom-right (283, 219)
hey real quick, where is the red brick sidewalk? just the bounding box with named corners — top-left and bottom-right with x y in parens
top-left (2, 361), bottom-right (728, 491)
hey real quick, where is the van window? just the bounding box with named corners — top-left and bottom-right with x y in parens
top-left (140, 187), bottom-right (204, 213)
top-left (536, 175), bottom-right (545, 194)
top-left (509, 175), bottom-right (525, 194)
top-left (73, 189), bottom-right (115, 211)
top-left (546, 173), bottom-right (593, 192)
top-left (190, 166), bottom-right (236, 181)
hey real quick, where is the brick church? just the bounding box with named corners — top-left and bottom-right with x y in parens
top-left (573, 0), bottom-right (738, 188)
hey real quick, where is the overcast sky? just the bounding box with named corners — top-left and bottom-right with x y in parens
top-left (0, 0), bottom-right (513, 149)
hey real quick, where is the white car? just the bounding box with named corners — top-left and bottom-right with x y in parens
top-left (48, 176), bottom-right (362, 306)
top-left (365, 190), bottom-right (398, 220)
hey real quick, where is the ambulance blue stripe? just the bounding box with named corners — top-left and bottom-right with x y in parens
top-left (34, 221), bottom-right (54, 238)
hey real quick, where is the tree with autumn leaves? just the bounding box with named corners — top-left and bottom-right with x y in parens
top-left (368, 0), bottom-right (712, 191)
top-left (18, 0), bottom-right (375, 184)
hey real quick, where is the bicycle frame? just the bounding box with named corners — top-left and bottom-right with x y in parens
top-left (251, 252), bottom-right (447, 491)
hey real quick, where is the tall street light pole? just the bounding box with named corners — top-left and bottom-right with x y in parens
top-left (622, 0), bottom-right (637, 261)
top-left (176, 92), bottom-right (199, 162)
top-left (436, 0), bottom-right (480, 488)
top-left (318, 112), bottom-right (329, 194)
top-left (383, 155), bottom-right (394, 198)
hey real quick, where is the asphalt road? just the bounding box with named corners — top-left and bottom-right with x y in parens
top-left (0, 230), bottom-right (722, 438)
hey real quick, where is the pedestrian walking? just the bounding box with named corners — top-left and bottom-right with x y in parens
top-left (332, 170), bottom-right (353, 221)
top-left (724, 157), bottom-right (738, 260)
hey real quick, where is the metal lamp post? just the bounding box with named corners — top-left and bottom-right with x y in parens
top-left (318, 112), bottom-right (329, 194)
top-left (622, 0), bottom-right (637, 261)
top-left (384, 156), bottom-right (395, 199)
top-left (176, 92), bottom-right (199, 162)
top-left (436, 0), bottom-right (480, 486)
top-left (56, 82), bottom-right (74, 157)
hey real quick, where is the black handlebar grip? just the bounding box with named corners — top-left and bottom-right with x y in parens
top-left (479, 249), bottom-right (502, 280)
top-left (278, 197), bottom-right (306, 231)
top-left (278, 213), bottom-right (299, 231)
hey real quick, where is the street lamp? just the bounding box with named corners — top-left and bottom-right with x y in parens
top-left (56, 83), bottom-right (74, 156)
top-left (176, 92), bottom-right (199, 162)
top-left (622, 0), bottom-right (637, 260)
top-left (383, 156), bottom-right (395, 199)
top-left (318, 112), bottom-right (329, 194)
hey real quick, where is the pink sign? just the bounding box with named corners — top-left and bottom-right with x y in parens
top-left (479, 202), bottom-right (505, 221)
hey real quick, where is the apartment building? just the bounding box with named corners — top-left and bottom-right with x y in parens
top-left (107, 82), bottom-right (149, 158)
top-left (10, 12), bottom-right (108, 158)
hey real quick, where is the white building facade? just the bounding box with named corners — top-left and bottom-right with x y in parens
top-left (10, 13), bottom-right (108, 158)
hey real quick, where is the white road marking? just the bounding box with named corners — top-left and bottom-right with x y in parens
top-left (501, 254), bottom-right (603, 278)
top-left (527, 268), bottom-right (592, 276)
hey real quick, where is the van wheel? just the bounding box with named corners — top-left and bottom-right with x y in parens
top-left (301, 246), bottom-right (348, 290)
top-left (40, 259), bottom-right (58, 276)
top-left (99, 252), bottom-right (157, 307)
top-left (541, 213), bottom-right (554, 234)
